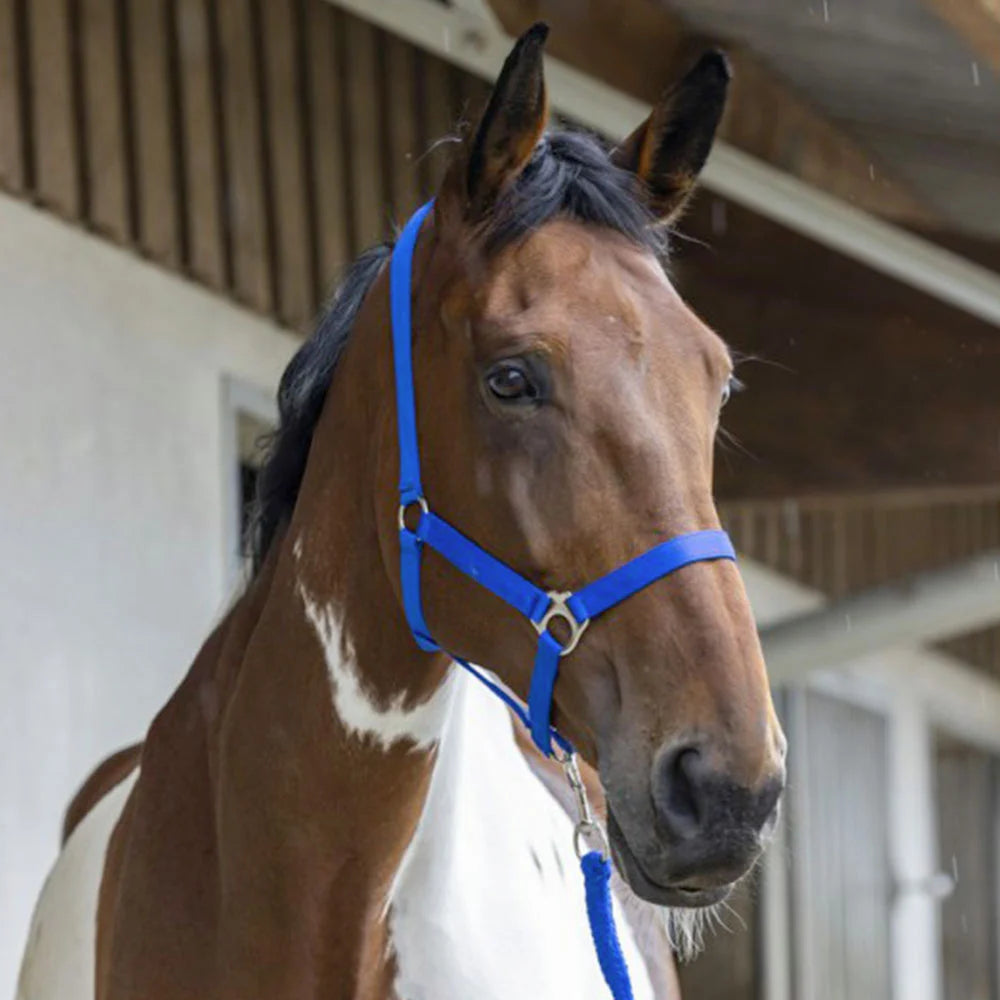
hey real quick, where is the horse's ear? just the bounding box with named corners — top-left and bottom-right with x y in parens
top-left (441, 22), bottom-right (549, 222)
top-left (612, 51), bottom-right (730, 225)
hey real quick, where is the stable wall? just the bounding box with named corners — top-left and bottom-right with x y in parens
top-left (0, 194), bottom-right (297, 990)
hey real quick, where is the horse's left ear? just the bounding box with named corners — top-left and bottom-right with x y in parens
top-left (612, 51), bottom-right (730, 225)
top-left (440, 22), bottom-right (549, 223)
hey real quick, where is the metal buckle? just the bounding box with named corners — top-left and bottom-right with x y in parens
top-left (562, 753), bottom-right (610, 860)
top-left (397, 495), bottom-right (429, 532)
top-left (533, 591), bottom-right (589, 656)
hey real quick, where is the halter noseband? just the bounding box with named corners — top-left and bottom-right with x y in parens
top-left (390, 200), bottom-right (737, 758)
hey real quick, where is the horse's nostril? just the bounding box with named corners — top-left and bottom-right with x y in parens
top-left (653, 745), bottom-right (785, 845)
top-left (657, 746), bottom-right (707, 840)
top-left (755, 773), bottom-right (785, 827)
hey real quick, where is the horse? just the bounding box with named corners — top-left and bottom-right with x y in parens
top-left (17, 24), bottom-right (785, 1000)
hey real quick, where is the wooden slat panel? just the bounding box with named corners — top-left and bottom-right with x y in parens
top-left (935, 738), bottom-right (998, 1000)
top-left (456, 67), bottom-right (489, 134)
top-left (303, 0), bottom-right (349, 299)
top-left (128, 0), bottom-right (182, 264)
top-left (420, 51), bottom-right (456, 195)
top-left (174, 0), bottom-right (227, 287)
top-left (830, 509), bottom-right (848, 597)
top-left (796, 693), bottom-right (892, 1000)
top-left (343, 15), bottom-right (383, 252)
top-left (411, 46), bottom-right (429, 200)
top-left (382, 32), bottom-right (421, 223)
top-left (79, 0), bottom-right (129, 240)
top-left (30, 0), bottom-right (80, 215)
top-left (259, 0), bottom-right (315, 329)
top-left (216, 0), bottom-right (273, 311)
top-left (0, 0), bottom-right (29, 191)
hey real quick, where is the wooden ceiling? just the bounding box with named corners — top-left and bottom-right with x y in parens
top-left (488, 0), bottom-right (935, 224)
top-left (677, 193), bottom-right (1000, 497)
top-left (660, 0), bottom-right (1000, 238)
top-left (488, 0), bottom-right (1000, 498)
top-left (492, 0), bottom-right (1000, 239)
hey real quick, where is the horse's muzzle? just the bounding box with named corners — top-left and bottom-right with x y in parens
top-left (606, 746), bottom-right (785, 908)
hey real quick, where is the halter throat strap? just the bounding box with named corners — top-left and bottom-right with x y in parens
top-left (389, 200), bottom-right (736, 756)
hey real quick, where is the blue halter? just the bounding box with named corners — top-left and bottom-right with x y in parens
top-left (391, 200), bottom-right (736, 757)
top-left (390, 200), bottom-right (736, 998)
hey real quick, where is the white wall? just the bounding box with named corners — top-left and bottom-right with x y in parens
top-left (0, 195), bottom-right (297, 990)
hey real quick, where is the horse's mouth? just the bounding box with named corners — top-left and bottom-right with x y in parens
top-left (606, 808), bottom-right (732, 909)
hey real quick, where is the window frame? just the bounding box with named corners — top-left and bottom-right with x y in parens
top-left (220, 376), bottom-right (278, 590)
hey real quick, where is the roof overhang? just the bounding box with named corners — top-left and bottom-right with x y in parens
top-left (325, 0), bottom-right (1000, 329)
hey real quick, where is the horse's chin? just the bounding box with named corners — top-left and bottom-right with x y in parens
top-left (606, 808), bottom-right (735, 910)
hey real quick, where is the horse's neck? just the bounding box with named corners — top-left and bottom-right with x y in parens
top-left (199, 322), bottom-right (452, 995)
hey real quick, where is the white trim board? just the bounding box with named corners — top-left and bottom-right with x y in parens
top-left (742, 558), bottom-right (1000, 755)
top-left (326, 0), bottom-right (1000, 329)
top-left (760, 549), bottom-right (1000, 684)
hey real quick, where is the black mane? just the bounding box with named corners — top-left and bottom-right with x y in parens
top-left (249, 129), bottom-right (661, 568)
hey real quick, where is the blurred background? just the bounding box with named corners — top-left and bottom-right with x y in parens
top-left (1, 0), bottom-right (998, 996)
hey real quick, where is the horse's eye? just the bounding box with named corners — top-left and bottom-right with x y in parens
top-left (485, 361), bottom-right (538, 404)
top-left (721, 375), bottom-right (742, 407)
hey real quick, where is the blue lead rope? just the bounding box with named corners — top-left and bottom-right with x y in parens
top-left (582, 851), bottom-right (635, 1000)
top-left (389, 200), bottom-right (737, 1000)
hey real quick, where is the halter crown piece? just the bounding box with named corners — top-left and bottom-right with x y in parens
top-left (390, 201), bottom-right (737, 1000)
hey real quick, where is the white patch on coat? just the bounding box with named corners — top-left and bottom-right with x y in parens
top-left (386, 670), bottom-right (655, 1000)
top-left (299, 583), bottom-right (456, 752)
top-left (16, 768), bottom-right (138, 1000)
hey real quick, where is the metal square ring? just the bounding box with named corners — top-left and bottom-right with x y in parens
top-left (533, 591), bottom-right (589, 656)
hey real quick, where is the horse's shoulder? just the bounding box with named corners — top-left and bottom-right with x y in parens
top-left (62, 743), bottom-right (143, 845)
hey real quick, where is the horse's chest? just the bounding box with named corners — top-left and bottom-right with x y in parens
top-left (386, 674), bottom-right (653, 1000)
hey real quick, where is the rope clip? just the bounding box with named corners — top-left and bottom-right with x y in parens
top-left (561, 752), bottom-right (611, 861)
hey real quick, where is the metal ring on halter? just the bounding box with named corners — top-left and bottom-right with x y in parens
top-left (397, 496), bottom-right (430, 532)
top-left (574, 819), bottom-right (611, 860)
top-left (533, 591), bottom-right (589, 656)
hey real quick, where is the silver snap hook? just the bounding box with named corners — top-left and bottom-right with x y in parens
top-left (561, 753), bottom-right (610, 860)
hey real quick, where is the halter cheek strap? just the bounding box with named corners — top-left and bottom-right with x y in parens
top-left (389, 199), bottom-right (736, 756)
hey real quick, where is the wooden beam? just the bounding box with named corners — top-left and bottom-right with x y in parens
top-left (449, 0), bottom-right (501, 32)
top-left (322, 0), bottom-right (1000, 330)
top-left (487, 0), bottom-right (931, 224)
top-left (923, 0), bottom-right (1000, 73)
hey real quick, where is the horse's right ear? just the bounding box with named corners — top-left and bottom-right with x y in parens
top-left (440, 23), bottom-right (549, 223)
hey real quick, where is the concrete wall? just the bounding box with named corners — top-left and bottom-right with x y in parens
top-left (0, 195), bottom-right (297, 990)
